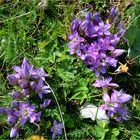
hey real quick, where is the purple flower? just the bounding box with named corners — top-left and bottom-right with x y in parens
top-left (117, 22), bottom-right (126, 37)
top-left (0, 107), bottom-right (6, 114)
top-left (10, 91), bottom-right (21, 98)
top-left (111, 34), bottom-right (120, 46)
top-left (30, 81), bottom-right (37, 90)
top-left (78, 19), bottom-right (88, 33)
top-left (13, 102), bottom-right (39, 126)
top-left (80, 12), bottom-right (101, 36)
top-left (98, 21), bottom-right (111, 36)
top-left (4, 57), bottom-right (52, 138)
top-left (40, 99), bottom-right (51, 108)
top-left (2, 108), bottom-right (17, 125)
top-left (68, 10), bottom-right (126, 77)
top-left (68, 10), bottom-right (130, 122)
top-left (13, 58), bottom-right (32, 78)
top-left (68, 33), bottom-right (84, 55)
top-left (22, 89), bottom-right (29, 96)
top-left (85, 12), bottom-right (93, 21)
top-left (100, 90), bottom-right (132, 121)
top-left (78, 12), bottom-right (93, 34)
top-left (34, 111), bottom-right (42, 122)
top-left (7, 74), bottom-right (19, 85)
top-left (8, 114), bottom-right (17, 125)
top-left (86, 45), bottom-right (100, 60)
top-left (71, 19), bottom-right (79, 33)
top-left (101, 93), bottom-right (117, 108)
top-left (109, 6), bottom-right (118, 23)
top-left (10, 126), bottom-right (19, 138)
top-left (82, 12), bottom-right (99, 38)
top-left (51, 120), bottom-right (63, 140)
top-left (10, 58), bottom-right (34, 88)
top-left (31, 67), bottom-right (48, 81)
top-left (85, 50), bottom-right (118, 76)
top-left (92, 77), bottom-right (119, 89)
top-left (111, 90), bottom-right (132, 104)
top-left (35, 78), bottom-right (51, 99)
top-left (115, 105), bottom-right (130, 121)
top-left (105, 57), bottom-right (117, 67)
top-left (100, 93), bottom-right (118, 118)
top-left (18, 79), bottom-right (29, 89)
top-left (11, 100), bottom-right (19, 107)
top-left (98, 37), bottom-right (114, 51)
top-left (85, 22), bottom-right (99, 38)
top-left (93, 12), bottom-right (101, 23)
top-left (111, 49), bottom-right (125, 57)
top-left (5, 108), bottom-right (15, 115)
top-left (102, 90), bottom-right (132, 106)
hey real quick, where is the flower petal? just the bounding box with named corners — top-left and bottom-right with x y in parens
top-left (97, 108), bottom-right (109, 120)
top-left (10, 127), bottom-right (19, 138)
top-left (80, 103), bottom-right (97, 121)
top-left (13, 66), bottom-right (21, 73)
top-left (120, 94), bottom-right (132, 103)
top-left (103, 93), bottom-right (110, 102)
top-left (20, 117), bottom-right (27, 126)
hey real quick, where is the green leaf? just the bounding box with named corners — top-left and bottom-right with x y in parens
top-left (97, 120), bottom-right (109, 129)
top-left (70, 77), bottom-right (89, 100)
top-left (94, 125), bottom-right (106, 140)
top-left (130, 135), bottom-right (137, 140)
top-left (70, 91), bottom-right (88, 100)
top-left (45, 121), bottom-right (51, 129)
top-left (38, 41), bottom-right (48, 48)
top-left (56, 67), bottom-right (75, 82)
top-left (112, 128), bottom-right (120, 136)
top-left (124, 4), bottom-right (140, 65)
top-left (74, 86), bottom-right (89, 92)
top-left (63, 114), bottom-right (75, 128)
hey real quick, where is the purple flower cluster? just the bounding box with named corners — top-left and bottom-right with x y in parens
top-left (4, 101), bottom-right (41, 138)
top-left (93, 77), bottom-right (132, 121)
top-left (7, 58), bottom-right (51, 99)
top-left (68, 7), bottom-right (125, 76)
top-left (68, 7), bottom-right (132, 122)
top-left (0, 58), bottom-right (51, 138)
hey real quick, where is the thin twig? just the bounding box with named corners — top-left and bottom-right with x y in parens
top-left (0, 11), bottom-right (33, 23)
top-left (45, 81), bottom-right (67, 140)
top-left (125, 14), bottom-right (140, 31)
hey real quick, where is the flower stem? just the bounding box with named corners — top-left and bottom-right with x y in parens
top-left (45, 81), bottom-right (67, 140)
